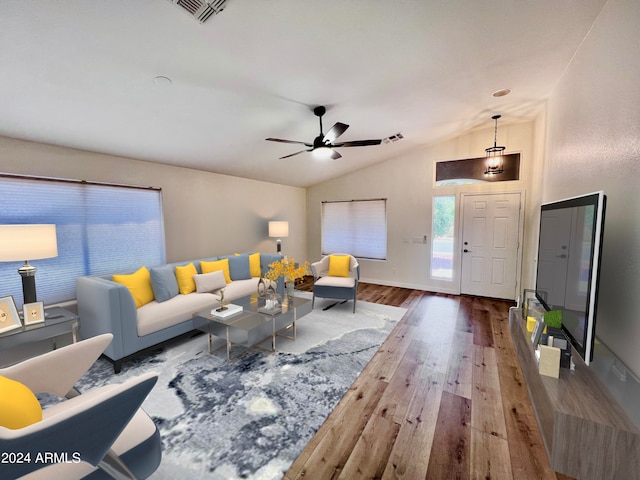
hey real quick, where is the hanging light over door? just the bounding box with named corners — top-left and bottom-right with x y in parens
top-left (485, 114), bottom-right (505, 175)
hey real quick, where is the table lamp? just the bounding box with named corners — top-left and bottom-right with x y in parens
top-left (268, 221), bottom-right (289, 254)
top-left (0, 224), bottom-right (58, 304)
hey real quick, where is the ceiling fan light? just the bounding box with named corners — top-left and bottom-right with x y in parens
top-left (312, 146), bottom-right (334, 160)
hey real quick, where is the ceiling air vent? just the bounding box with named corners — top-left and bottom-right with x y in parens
top-left (173, 0), bottom-right (230, 23)
top-left (383, 132), bottom-right (404, 144)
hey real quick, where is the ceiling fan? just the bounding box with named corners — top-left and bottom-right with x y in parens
top-left (266, 106), bottom-right (382, 160)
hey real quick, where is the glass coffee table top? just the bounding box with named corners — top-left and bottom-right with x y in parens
top-left (192, 293), bottom-right (311, 360)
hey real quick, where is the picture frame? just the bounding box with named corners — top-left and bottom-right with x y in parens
top-left (521, 289), bottom-right (537, 317)
top-left (531, 319), bottom-right (544, 347)
top-left (0, 295), bottom-right (22, 334)
top-left (23, 301), bottom-right (45, 325)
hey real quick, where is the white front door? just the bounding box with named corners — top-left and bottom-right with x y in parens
top-left (460, 192), bottom-right (522, 300)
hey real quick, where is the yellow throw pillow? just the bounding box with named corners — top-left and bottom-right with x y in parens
top-left (201, 259), bottom-right (232, 284)
top-left (0, 375), bottom-right (42, 429)
top-left (249, 252), bottom-right (261, 277)
top-left (328, 255), bottom-right (351, 277)
top-left (113, 266), bottom-right (155, 308)
top-left (175, 263), bottom-right (198, 295)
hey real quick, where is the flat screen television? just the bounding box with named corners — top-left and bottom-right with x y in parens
top-left (535, 191), bottom-right (606, 364)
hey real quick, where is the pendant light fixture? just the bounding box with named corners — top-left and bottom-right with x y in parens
top-left (484, 114), bottom-right (505, 175)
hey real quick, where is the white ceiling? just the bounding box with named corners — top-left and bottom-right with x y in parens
top-left (0, 0), bottom-right (606, 187)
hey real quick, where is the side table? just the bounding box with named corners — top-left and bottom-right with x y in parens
top-left (0, 307), bottom-right (79, 364)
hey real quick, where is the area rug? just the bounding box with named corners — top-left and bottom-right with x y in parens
top-left (74, 295), bottom-right (406, 480)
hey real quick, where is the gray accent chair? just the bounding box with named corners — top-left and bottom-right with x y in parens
top-left (0, 334), bottom-right (162, 479)
top-left (311, 254), bottom-right (360, 313)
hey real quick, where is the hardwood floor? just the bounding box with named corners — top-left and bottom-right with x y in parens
top-left (285, 280), bottom-right (572, 480)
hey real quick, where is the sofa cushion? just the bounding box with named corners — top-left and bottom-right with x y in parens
top-left (175, 263), bottom-right (198, 295)
top-left (136, 278), bottom-right (259, 336)
top-left (315, 276), bottom-right (356, 288)
top-left (194, 270), bottom-right (227, 293)
top-left (0, 375), bottom-right (42, 429)
top-left (137, 293), bottom-right (218, 336)
top-left (249, 252), bottom-right (261, 277)
top-left (328, 254), bottom-right (351, 278)
top-left (222, 278), bottom-right (260, 299)
top-left (150, 265), bottom-right (179, 302)
top-left (201, 259), bottom-right (231, 283)
top-left (226, 254), bottom-right (251, 281)
top-left (113, 266), bottom-right (155, 308)
top-left (260, 253), bottom-right (282, 276)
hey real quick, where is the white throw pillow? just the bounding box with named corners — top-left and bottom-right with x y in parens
top-left (194, 270), bottom-right (227, 293)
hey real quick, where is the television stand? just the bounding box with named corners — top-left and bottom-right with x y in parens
top-left (509, 307), bottom-right (640, 479)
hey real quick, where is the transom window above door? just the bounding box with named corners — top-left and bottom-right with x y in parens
top-left (435, 153), bottom-right (520, 186)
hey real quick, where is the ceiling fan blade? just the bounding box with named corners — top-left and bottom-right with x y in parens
top-left (266, 138), bottom-right (312, 147)
top-left (279, 149), bottom-right (310, 159)
top-left (333, 139), bottom-right (382, 147)
top-left (324, 122), bottom-right (349, 143)
top-left (330, 149), bottom-right (342, 160)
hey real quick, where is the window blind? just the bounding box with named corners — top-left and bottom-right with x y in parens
top-left (0, 175), bottom-right (166, 309)
top-left (321, 199), bottom-right (387, 260)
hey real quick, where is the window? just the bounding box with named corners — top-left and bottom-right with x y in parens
top-left (0, 175), bottom-right (165, 308)
top-left (431, 195), bottom-right (455, 279)
top-left (321, 199), bottom-right (387, 260)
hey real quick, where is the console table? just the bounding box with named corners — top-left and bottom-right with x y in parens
top-left (509, 307), bottom-right (640, 479)
top-left (0, 307), bottom-right (78, 365)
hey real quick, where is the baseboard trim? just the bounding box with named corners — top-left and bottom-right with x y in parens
top-left (359, 277), bottom-right (459, 295)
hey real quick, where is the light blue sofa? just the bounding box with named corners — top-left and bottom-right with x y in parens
top-left (77, 253), bottom-right (282, 373)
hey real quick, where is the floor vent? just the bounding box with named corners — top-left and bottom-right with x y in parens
top-left (383, 132), bottom-right (404, 144)
top-left (173, 0), bottom-right (230, 23)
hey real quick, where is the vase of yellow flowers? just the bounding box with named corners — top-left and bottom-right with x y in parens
top-left (265, 257), bottom-right (310, 300)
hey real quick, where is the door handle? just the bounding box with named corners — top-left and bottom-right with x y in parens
top-left (463, 249), bottom-right (471, 253)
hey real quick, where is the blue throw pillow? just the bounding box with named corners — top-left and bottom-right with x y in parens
top-left (150, 265), bottom-right (179, 302)
top-left (223, 254), bottom-right (252, 281)
top-left (260, 253), bottom-right (282, 277)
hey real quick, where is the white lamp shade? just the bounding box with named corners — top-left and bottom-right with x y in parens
top-left (0, 224), bottom-right (58, 261)
top-left (268, 221), bottom-right (289, 238)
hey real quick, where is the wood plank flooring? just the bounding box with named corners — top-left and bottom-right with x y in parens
top-left (285, 280), bottom-right (572, 480)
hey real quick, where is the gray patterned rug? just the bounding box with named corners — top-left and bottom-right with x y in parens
top-left (76, 294), bottom-right (406, 480)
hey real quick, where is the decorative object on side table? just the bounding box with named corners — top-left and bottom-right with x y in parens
top-left (521, 289), bottom-right (537, 318)
top-left (525, 297), bottom-right (546, 333)
top-left (543, 309), bottom-right (571, 368)
top-left (211, 303), bottom-right (243, 319)
top-left (23, 301), bottom-right (45, 325)
top-left (216, 288), bottom-right (227, 312)
top-left (258, 293), bottom-right (282, 315)
top-left (257, 277), bottom-right (277, 297)
top-left (265, 257), bottom-right (310, 300)
top-left (212, 288), bottom-right (243, 319)
top-left (538, 344), bottom-right (561, 378)
top-left (530, 318), bottom-right (544, 347)
top-left (543, 309), bottom-right (563, 329)
top-left (0, 296), bottom-right (21, 334)
top-left (257, 277), bottom-right (267, 296)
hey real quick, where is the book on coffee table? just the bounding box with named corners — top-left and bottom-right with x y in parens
top-left (211, 304), bottom-right (242, 318)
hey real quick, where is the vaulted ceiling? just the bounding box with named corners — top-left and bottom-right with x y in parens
top-left (0, 0), bottom-right (606, 187)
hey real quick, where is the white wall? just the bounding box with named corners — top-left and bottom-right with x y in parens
top-left (0, 136), bottom-right (307, 264)
top-left (307, 120), bottom-right (540, 295)
top-left (543, 0), bottom-right (640, 377)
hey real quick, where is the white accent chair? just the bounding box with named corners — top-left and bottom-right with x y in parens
top-left (0, 334), bottom-right (161, 479)
top-left (311, 254), bottom-right (359, 313)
